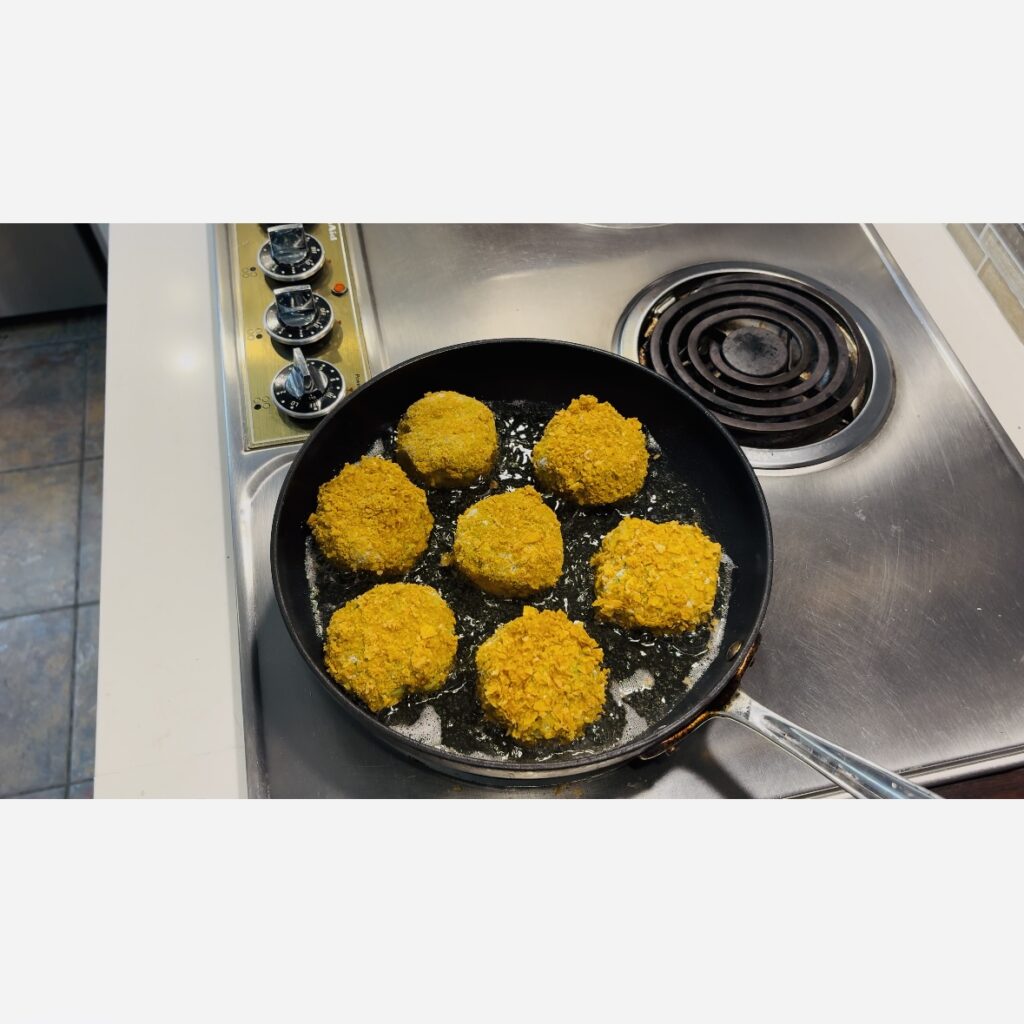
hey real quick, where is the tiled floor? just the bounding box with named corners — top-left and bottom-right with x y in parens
top-left (0, 309), bottom-right (105, 799)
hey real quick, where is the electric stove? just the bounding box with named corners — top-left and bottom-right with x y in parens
top-left (212, 224), bottom-right (1024, 797)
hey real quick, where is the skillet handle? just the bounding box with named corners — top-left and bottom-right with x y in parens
top-left (716, 690), bottom-right (940, 799)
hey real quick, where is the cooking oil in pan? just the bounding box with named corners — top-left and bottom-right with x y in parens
top-left (303, 399), bottom-right (734, 765)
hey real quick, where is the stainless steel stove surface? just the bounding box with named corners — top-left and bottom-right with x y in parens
top-left (213, 224), bottom-right (1024, 797)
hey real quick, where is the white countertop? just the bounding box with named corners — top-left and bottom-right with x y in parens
top-left (95, 226), bottom-right (246, 797)
top-left (93, 223), bottom-right (1024, 798)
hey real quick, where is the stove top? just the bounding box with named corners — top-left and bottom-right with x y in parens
top-left (213, 224), bottom-right (1024, 797)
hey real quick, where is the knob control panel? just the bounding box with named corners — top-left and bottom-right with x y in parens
top-left (228, 223), bottom-right (373, 449)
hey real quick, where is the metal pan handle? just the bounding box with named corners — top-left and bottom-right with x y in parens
top-left (716, 690), bottom-right (940, 799)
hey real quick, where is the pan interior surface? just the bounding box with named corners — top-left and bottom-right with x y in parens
top-left (303, 398), bottom-right (734, 764)
top-left (272, 340), bottom-right (772, 779)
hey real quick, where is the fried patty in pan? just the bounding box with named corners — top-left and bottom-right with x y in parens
top-left (396, 391), bottom-right (498, 488)
top-left (532, 394), bottom-right (649, 506)
top-left (449, 486), bottom-right (563, 597)
top-left (324, 583), bottom-right (457, 712)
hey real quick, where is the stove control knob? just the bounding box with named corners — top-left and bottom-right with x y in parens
top-left (268, 224), bottom-right (308, 266)
top-left (258, 224), bottom-right (326, 282)
top-left (275, 284), bottom-right (317, 328)
top-left (264, 284), bottom-right (335, 346)
top-left (271, 348), bottom-right (345, 420)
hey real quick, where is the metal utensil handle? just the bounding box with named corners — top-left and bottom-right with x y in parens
top-left (717, 690), bottom-right (940, 799)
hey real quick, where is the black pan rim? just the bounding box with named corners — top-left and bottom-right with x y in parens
top-left (270, 337), bottom-right (774, 780)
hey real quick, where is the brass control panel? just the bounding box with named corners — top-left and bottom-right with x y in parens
top-left (228, 224), bottom-right (372, 449)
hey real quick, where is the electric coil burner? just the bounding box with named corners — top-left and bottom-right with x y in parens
top-left (616, 264), bottom-right (895, 469)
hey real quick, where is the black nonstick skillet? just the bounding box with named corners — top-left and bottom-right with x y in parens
top-left (271, 339), bottom-right (936, 798)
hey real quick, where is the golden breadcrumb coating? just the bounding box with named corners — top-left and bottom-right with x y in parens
top-left (324, 583), bottom-right (457, 712)
top-left (476, 607), bottom-right (608, 744)
top-left (532, 394), bottom-right (649, 506)
top-left (592, 517), bottom-right (722, 632)
top-left (307, 456), bottom-right (433, 575)
top-left (450, 486), bottom-right (563, 597)
top-left (396, 391), bottom-right (498, 488)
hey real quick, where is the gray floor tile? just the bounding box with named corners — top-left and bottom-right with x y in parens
top-left (84, 337), bottom-right (106, 458)
top-left (78, 459), bottom-right (102, 604)
top-left (68, 780), bottom-right (93, 799)
top-left (0, 309), bottom-right (106, 352)
top-left (0, 609), bottom-right (74, 796)
top-left (0, 463), bottom-right (80, 617)
top-left (71, 604), bottom-right (98, 781)
top-left (7, 785), bottom-right (66, 798)
top-left (0, 340), bottom-right (85, 471)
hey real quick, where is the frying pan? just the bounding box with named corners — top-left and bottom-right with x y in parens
top-left (271, 339), bottom-right (937, 798)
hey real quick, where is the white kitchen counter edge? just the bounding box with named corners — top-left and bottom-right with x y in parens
top-left (95, 225), bottom-right (246, 797)
top-left (93, 223), bottom-right (1024, 798)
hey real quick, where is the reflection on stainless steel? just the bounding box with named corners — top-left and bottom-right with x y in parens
top-left (213, 224), bottom-right (1024, 798)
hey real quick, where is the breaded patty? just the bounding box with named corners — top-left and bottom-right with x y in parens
top-left (324, 583), bottom-right (458, 712)
top-left (396, 391), bottom-right (498, 488)
top-left (532, 394), bottom-right (649, 506)
top-left (592, 517), bottom-right (722, 632)
top-left (308, 456), bottom-right (433, 575)
top-left (476, 607), bottom-right (608, 744)
top-left (449, 486), bottom-right (563, 597)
